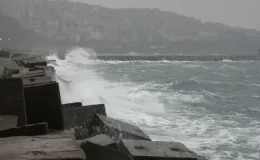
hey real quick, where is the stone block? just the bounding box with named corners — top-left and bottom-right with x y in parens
top-left (22, 76), bottom-right (52, 86)
top-left (0, 122), bottom-right (48, 138)
top-left (89, 114), bottom-right (151, 141)
top-left (62, 102), bottom-right (83, 108)
top-left (81, 140), bottom-right (133, 160)
top-left (0, 79), bottom-right (27, 126)
top-left (118, 140), bottom-right (198, 160)
top-left (24, 82), bottom-right (64, 130)
top-left (81, 134), bottom-right (117, 150)
top-left (0, 115), bottom-right (17, 130)
top-left (63, 104), bottom-right (106, 139)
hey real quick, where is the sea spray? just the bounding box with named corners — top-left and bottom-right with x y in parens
top-left (46, 48), bottom-right (260, 160)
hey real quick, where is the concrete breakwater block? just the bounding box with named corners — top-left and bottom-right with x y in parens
top-left (30, 65), bottom-right (56, 81)
top-left (1, 66), bottom-right (21, 79)
top-left (89, 114), bottom-right (151, 141)
top-left (63, 104), bottom-right (107, 139)
top-left (0, 130), bottom-right (86, 160)
top-left (0, 78), bottom-right (27, 126)
top-left (81, 134), bottom-right (117, 150)
top-left (81, 140), bottom-right (133, 160)
top-left (24, 82), bottom-right (64, 130)
top-left (21, 58), bottom-right (47, 68)
top-left (62, 102), bottom-right (83, 108)
top-left (22, 76), bottom-right (52, 86)
top-left (0, 115), bottom-right (17, 130)
top-left (118, 140), bottom-right (198, 160)
top-left (0, 122), bottom-right (48, 138)
top-left (12, 70), bottom-right (45, 78)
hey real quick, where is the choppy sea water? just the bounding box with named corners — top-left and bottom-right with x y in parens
top-left (47, 48), bottom-right (260, 160)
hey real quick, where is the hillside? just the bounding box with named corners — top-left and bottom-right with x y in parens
top-left (0, 0), bottom-right (259, 54)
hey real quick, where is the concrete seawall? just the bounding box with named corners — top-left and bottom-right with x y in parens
top-left (96, 55), bottom-right (260, 61)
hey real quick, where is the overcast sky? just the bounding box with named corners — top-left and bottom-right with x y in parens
top-left (76, 0), bottom-right (260, 30)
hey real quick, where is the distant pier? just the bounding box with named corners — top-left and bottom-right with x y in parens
top-left (96, 55), bottom-right (260, 61)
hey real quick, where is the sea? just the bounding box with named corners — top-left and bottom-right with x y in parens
top-left (47, 48), bottom-right (260, 160)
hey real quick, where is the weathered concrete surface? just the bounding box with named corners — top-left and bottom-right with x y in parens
top-left (63, 104), bottom-right (107, 140)
top-left (24, 82), bottom-right (64, 130)
top-left (0, 115), bottom-right (17, 130)
top-left (81, 134), bottom-right (117, 150)
top-left (96, 55), bottom-right (260, 61)
top-left (119, 140), bottom-right (198, 160)
top-left (0, 130), bottom-right (85, 160)
top-left (0, 58), bottom-right (21, 78)
top-left (12, 70), bottom-right (45, 78)
top-left (0, 78), bottom-right (27, 126)
top-left (0, 122), bottom-right (48, 138)
top-left (89, 114), bottom-right (151, 141)
top-left (21, 58), bottom-right (47, 68)
top-left (30, 65), bottom-right (56, 81)
top-left (82, 141), bottom-right (133, 160)
top-left (22, 76), bottom-right (52, 86)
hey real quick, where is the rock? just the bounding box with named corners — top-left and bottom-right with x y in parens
top-left (0, 115), bottom-right (17, 130)
top-left (63, 104), bottom-right (107, 139)
top-left (0, 122), bottom-right (48, 138)
top-left (118, 140), bottom-right (198, 160)
top-left (81, 140), bottom-right (133, 160)
top-left (21, 58), bottom-right (47, 68)
top-left (81, 134), bottom-right (117, 150)
top-left (24, 82), bottom-right (64, 130)
top-left (89, 114), bottom-right (151, 141)
top-left (0, 78), bottom-right (27, 126)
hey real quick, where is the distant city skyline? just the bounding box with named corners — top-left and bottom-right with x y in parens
top-left (76, 0), bottom-right (260, 30)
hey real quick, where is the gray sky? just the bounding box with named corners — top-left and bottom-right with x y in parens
top-left (77, 0), bottom-right (260, 30)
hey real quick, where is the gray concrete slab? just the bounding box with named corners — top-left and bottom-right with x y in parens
top-left (119, 140), bottom-right (198, 160)
top-left (0, 130), bottom-right (85, 160)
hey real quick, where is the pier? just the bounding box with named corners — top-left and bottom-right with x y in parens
top-left (96, 55), bottom-right (260, 61)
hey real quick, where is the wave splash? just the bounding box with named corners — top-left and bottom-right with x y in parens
top-left (46, 48), bottom-right (260, 160)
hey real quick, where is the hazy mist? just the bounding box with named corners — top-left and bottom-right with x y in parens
top-left (77, 0), bottom-right (260, 30)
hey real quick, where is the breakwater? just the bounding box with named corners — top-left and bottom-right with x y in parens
top-left (0, 50), bottom-right (204, 160)
top-left (96, 55), bottom-right (260, 61)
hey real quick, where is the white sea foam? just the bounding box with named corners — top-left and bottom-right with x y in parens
top-left (46, 48), bottom-right (260, 160)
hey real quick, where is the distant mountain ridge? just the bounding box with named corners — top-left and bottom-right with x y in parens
top-left (0, 0), bottom-right (259, 54)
